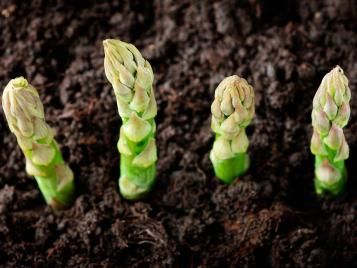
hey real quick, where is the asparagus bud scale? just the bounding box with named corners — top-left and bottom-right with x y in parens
top-left (2, 77), bottom-right (74, 209)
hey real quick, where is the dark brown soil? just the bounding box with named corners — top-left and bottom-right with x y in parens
top-left (0, 0), bottom-right (356, 267)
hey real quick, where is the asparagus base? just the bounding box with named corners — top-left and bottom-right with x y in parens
top-left (314, 154), bottom-right (347, 196)
top-left (314, 175), bottom-right (346, 196)
top-left (211, 153), bottom-right (250, 184)
top-left (30, 145), bottom-right (74, 210)
top-left (35, 175), bottom-right (74, 210)
top-left (119, 154), bottom-right (156, 200)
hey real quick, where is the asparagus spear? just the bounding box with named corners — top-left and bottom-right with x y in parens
top-left (2, 77), bottom-right (74, 209)
top-left (103, 39), bottom-right (157, 200)
top-left (210, 75), bottom-right (255, 183)
top-left (311, 66), bottom-right (351, 196)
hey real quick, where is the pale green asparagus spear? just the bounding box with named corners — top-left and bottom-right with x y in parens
top-left (103, 39), bottom-right (157, 200)
top-left (311, 66), bottom-right (351, 195)
top-left (2, 77), bottom-right (74, 209)
top-left (210, 75), bottom-right (255, 183)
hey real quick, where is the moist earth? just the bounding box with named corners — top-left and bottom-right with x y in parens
top-left (0, 0), bottom-right (356, 267)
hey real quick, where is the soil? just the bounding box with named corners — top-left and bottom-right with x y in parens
top-left (0, 0), bottom-right (356, 267)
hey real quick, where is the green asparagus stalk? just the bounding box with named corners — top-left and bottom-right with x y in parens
top-left (311, 66), bottom-right (351, 196)
top-left (210, 75), bottom-right (255, 183)
top-left (103, 39), bottom-right (157, 200)
top-left (2, 77), bottom-right (74, 210)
